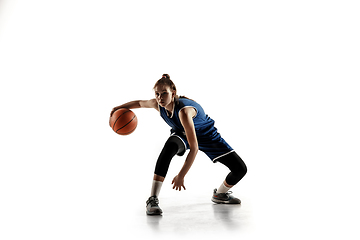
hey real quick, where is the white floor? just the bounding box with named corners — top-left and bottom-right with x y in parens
top-left (132, 194), bottom-right (253, 239)
top-left (1, 1), bottom-right (360, 240)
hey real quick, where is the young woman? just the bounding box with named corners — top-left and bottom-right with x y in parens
top-left (110, 74), bottom-right (247, 215)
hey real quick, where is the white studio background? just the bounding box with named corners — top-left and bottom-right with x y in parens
top-left (1, 0), bottom-right (359, 239)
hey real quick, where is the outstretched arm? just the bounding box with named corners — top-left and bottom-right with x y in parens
top-left (110, 99), bottom-right (158, 116)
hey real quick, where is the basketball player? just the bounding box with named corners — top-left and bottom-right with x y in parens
top-left (110, 74), bottom-right (247, 215)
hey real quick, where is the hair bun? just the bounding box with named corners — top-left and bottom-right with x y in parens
top-left (162, 74), bottom-right (170, 79)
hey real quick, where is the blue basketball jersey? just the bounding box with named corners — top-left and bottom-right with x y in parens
top-left (159, 98), bottom-right (234, 161)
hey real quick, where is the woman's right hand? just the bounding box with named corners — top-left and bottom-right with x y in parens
top-left (110, 107), bottom-right (120, 117)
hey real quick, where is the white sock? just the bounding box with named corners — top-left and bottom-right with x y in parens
top-left (150, 180), bottom-right (163, 197)
top-left (217, 182), bottom-right (231, 193)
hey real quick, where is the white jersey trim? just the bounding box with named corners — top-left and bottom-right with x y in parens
top-left (179, 106), bottom-right (198, 119)
top-left (212, 150), bottom-right (235, 162)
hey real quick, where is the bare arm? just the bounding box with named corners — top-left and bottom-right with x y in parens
top-left (110, 99), bottom-right (158, 116)
top-left (171, 107), bottom-right (199, 191)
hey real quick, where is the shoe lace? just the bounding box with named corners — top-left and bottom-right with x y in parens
top-left (226, 191), bottom-right (233, 196)
top-left (146, 196), bottom-right (159, 206)
top-left (217, 191), bottom-right (233, 198)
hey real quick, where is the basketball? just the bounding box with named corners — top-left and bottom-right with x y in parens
top-left (109, 108), bottom-right (138, 135)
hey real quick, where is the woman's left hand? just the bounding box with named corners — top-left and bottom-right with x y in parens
top-left (171, 175), bottom-right (186, 191)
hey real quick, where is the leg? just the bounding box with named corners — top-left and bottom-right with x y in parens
top-left (151, 135), bottom-right (185, 197)
top-left (147, 136), bottom-right (185, 215)
top-left (153, 136), bottom-right (184, 179)
top-left (218, 151), bottom-right (247, 187)
top-left (212, 152), bottom-right (247, 204)
top-left (153, 174), bottom-right (165, 181)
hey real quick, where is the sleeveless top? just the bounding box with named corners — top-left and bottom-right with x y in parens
top-left (159, 98), bottom-right (219, 141)
top-left (159, 97), bottom-right (234, 161)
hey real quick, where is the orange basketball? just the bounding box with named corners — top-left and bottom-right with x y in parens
top-left (109, 108), bottom-right (138, 135)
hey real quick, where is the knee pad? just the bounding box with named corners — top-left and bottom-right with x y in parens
top-left (218, 152), bottom-right (247, 185)
top-left (154, 136), bottom-right (186, 177)
top-left (225, 168), bottom-right (247, 186)
top-left (167, 135), bottom-right (186, 156)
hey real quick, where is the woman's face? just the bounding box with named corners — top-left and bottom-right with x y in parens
top-left (154, 84), bottom-right (175, 108)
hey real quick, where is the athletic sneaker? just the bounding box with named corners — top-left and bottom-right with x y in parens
top-left (211, 189), bottom-right (241, 204)
top-left (146, 196), bottom-right (163, 215)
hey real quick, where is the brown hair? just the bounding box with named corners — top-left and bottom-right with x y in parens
top-left (153, 74), bottom-right (194, 101)
top-left (153, 74), bottom-right (177, 96)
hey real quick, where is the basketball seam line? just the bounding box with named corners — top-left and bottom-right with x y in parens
top-left (112, 109), bottom-right (131, 130)
top-left (120, 127), bottom-right (136, 135)
top-left (115, 114), bottom-right (136, 132)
